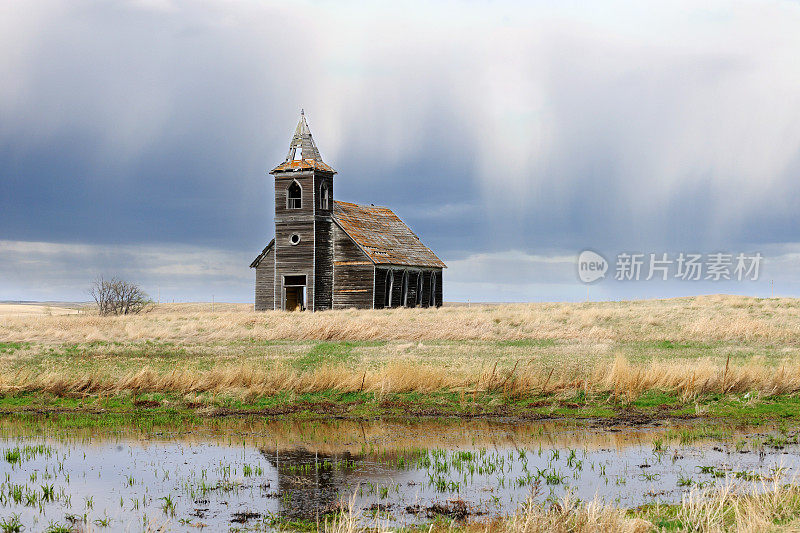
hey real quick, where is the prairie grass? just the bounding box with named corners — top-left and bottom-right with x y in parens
top-left (324, 479), bottom-right (800, 532)
top-left (1, 295), bottom-right (799, 400)
top-left (1, 353), bottom-right (799, 399)
top-left (2, 295), bottom-right (799, 344)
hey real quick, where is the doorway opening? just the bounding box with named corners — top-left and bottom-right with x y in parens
top-left (283, 275), bottom-right (307, 311)
top-left (384, 270), bottom-right (394, 308)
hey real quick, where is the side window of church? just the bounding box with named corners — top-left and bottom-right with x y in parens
top-left (320, 183), bottom-right (329, 210)
top-left (287, 181), bottom-right (301, 209)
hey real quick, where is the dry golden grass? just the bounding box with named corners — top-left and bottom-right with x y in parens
top-left (324, 479), bottom-right (800, 532)
top-left (1, 353), bottom-right (799, 399)
top-left (673, 479), bottom-right (800, 532)
top-left (1, 295), bottom-right (800, 399)
top-left (2, 295), bottom-right (799, 344)
top-left (0, 303), bottom-right (81, 316)
top-left (488, 494), bottom-right (651, 533)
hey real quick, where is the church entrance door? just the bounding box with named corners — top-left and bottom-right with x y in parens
top-left (283, 275), bottom-right (307, 311)
top-left (285, 287), bottom-right (304, 311)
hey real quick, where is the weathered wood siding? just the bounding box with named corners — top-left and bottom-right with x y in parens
top-left (372, 268), bottom-right (442, 309)
top-left (274, 173), bottom-right (315, 218)
top-left (435, 270), bottom-right (443, 308)
top-left (420, 270), bottom-right (431, 308)
top-left (374, 267), bottom-right (386, 309)
top-left (263, 169), bottom-right (443, 312)
top-left (254, 247), bottom-right (274, 311)
top-left (272, 171), bottom-right (338, 311)
top-left (316, 175), bottom-right (334, 213)
top-left (314, 218), bottom-right (333, 310)
top-left (407, 271), bottom-right (421, 307)
top-left (312, 170), bottom-right (335, 311)
top-left (274, 220), bottom-right (315, 309)
top-left (333, 224), bottom-right (374, 309)
top-left (391, 270), bottom-right (404, 307)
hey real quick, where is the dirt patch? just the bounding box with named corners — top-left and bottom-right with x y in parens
top-left (0, 398), bottom-right (737, 427)
top-left (379, 399), bottom-right (411, 410)
top-left (133, 399), bottom-right (161, 408)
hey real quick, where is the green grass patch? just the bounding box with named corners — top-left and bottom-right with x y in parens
top-left (0, 342), bottom-right (30, 354)
top-left (293, 342), bottom-right (358, 370)
top-left (1, 387), bottom-right (800, 428)
top-left (632, 390), bottom-right (682, 409)
top-left (497, 339), bottom-right (556, 348)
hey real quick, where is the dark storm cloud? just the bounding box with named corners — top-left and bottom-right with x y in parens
top-left (0, 0), bottom-right (336, 249)
top-left (2, 0), bottom-right (800, 301)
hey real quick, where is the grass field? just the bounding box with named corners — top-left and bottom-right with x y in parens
top-left (1, 295), bottom-right (800, 421)
top-left (4, 297), bottom-right (800, 531)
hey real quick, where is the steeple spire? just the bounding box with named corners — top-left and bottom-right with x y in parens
top-left (285, 109), bottom-right (322, 163)
top-left (271, 110), bottom-right (335, 174)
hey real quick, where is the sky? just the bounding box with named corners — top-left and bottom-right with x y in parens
top-left (2, 0), bottom-right (800, 303)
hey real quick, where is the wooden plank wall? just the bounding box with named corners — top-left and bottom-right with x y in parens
top-left (373, 267), bottom-right (442, 308)
top-left (435, 270), bottom-right (443, 308)
top-left (333, 225), bottom-right (374, 309)
top-left (374, 267), bottom-right (387, 309)
top-left (274, 220), bottom-right (315, 310)
top-left (274, 174), bottom-right (315, 217)
top-left (314, 219), bottom-right (333, 310)
top-left (391, 271), bottom-right (404, 306)
top-left (407, 271), bottom-right (420, 307)
top-left (270, 169), bottom-right (442, 311)
top-left (316, 175), bottom-right (334, 213)
top-left (421, 271), bottom-right (432, 307)
top-left (254, 247), bottom-right (274, 310)
top-left (274, 171), bottom-right (325, 310)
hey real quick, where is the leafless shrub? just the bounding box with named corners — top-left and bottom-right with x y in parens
top-left (89, 276), bottom-right (151, 316)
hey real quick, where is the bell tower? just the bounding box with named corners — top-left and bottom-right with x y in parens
top-left (269, 110), bottom-right (336, 311)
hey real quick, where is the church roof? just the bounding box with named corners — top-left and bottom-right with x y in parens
top-left (271, 110), bottom-right (336, 174)
top-left (249, 238), bottom-right (274, 268)
top-left (333, 201), bottom-right (446, 268)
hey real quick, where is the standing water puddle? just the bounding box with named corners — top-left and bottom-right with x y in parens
top-left (0, 417), bottom-right (797, 531)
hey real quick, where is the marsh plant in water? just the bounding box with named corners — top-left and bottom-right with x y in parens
top-left (0, 419), bottom-right (795, 530)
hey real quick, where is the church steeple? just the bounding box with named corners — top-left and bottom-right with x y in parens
top-left (271, 110), bottom-right (335, 174)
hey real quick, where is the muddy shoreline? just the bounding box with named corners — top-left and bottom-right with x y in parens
top-left (0, 403), bottom-right (748, 427)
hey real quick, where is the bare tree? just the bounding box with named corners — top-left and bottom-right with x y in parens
top-left (89, 276), bottom-right (152, 315)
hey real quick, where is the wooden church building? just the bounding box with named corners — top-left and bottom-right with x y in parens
top-left (250, 112), bottom-right (445, 311)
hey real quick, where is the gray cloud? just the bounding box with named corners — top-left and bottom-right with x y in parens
top-left (0, 240), bottom-right (252, 302)
top-left (2, 0), bottom-right (800, 301)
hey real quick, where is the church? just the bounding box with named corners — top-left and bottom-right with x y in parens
top-left (250, 112), bottom-right (445, 311)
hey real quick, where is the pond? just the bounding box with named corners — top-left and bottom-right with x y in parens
top-left (0, 417), bottom-right (797, 531)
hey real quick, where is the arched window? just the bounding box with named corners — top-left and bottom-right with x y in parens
top-left (320, 183), bottom-right (329, 210)
top-left (401, 271), bottom-right (409, 307)
top-left (429, 273), bottom-right (436, 307)
top-left (384, 270), bottom-right (394, 308)
top-left (287, 181), bottom-right (301, 209)
top-left (415, 273), bottom-right (423, 307)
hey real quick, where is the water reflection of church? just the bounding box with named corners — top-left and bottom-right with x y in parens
top-left (261, 448), bottom-right (387, 518)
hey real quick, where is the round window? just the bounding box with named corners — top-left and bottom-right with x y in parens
top-left (289, 234), bottom-right (301, 245)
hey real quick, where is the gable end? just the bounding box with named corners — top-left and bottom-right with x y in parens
top-left (250, 239), bottom-right (275, 268)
